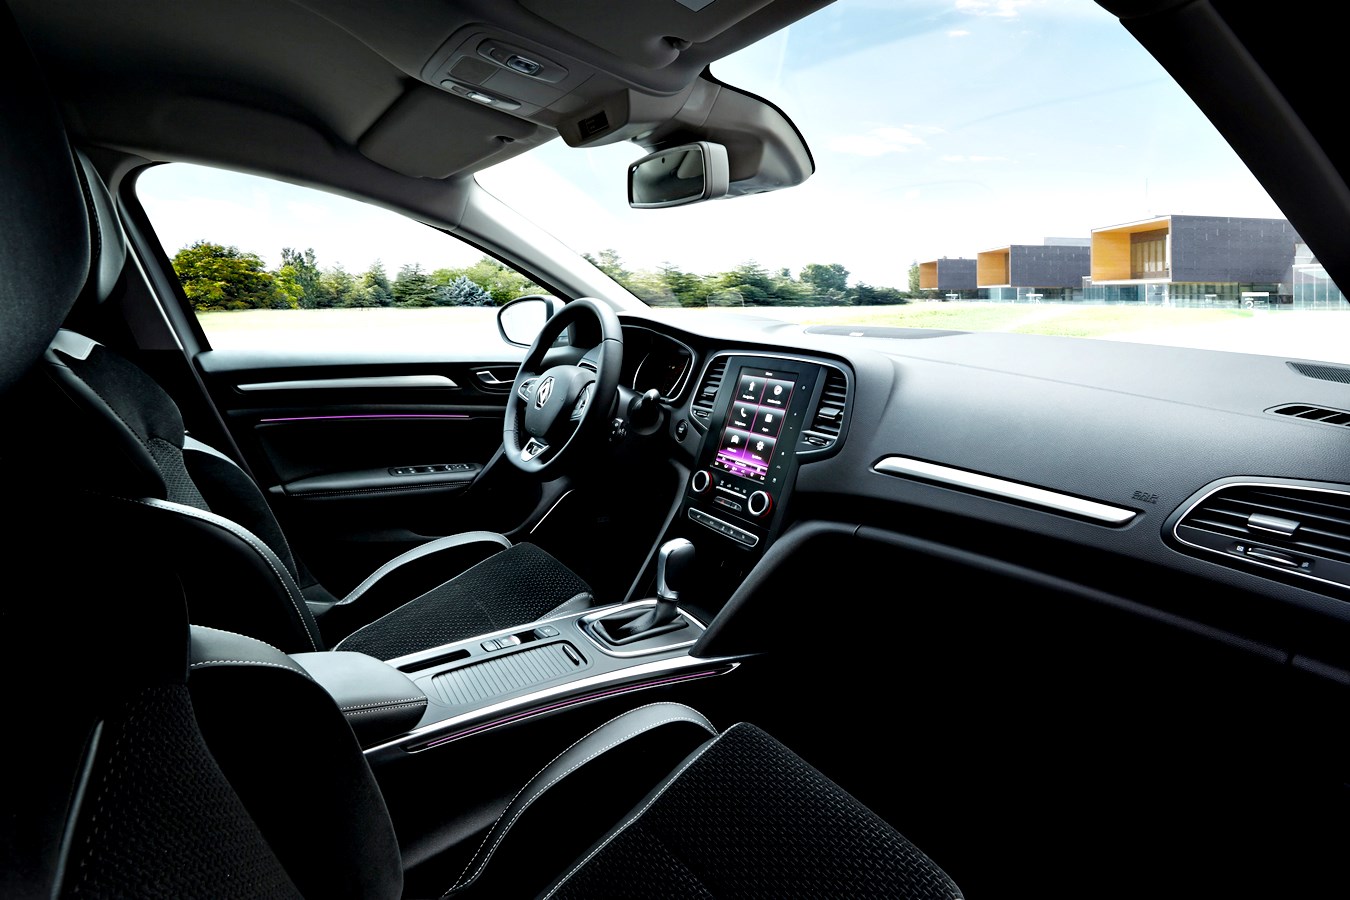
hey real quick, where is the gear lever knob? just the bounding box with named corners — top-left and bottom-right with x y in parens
top-left (656, 538), bottom-right (695, 603)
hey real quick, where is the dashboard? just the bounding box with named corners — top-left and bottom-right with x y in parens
top-left (615, 309), bottom-right (1350, 652)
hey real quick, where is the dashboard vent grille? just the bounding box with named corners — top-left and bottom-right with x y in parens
top-left (800, 366), bottom-right (848, 450)
top-left (690, 356), bottom-right (728, 427)
top-left (1174, 483), bottom-right (1350, 590)
top-left (1287, 361), bottom-right (1350, 385)
top-left (1270, 403), bottom-right (1350, 428)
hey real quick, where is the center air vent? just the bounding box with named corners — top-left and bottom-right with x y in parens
top-left (1270, 404), bottom-right (1350, 428)
top-left (799, 365), bottom-right (849, 452)
top-left (1171, 482), bottom-right (1350, 592)
top-left (689, 356), bottom-right (728, 430)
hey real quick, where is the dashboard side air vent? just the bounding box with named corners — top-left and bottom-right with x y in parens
top-left (1270, 404), bottom-right (1350, 428)
top-left (689, 356), bottom-right (728, 430)
top-left (1171, 482), bottom-right (1350, 592)
top-left (799, 365), bottom-right (849, 452)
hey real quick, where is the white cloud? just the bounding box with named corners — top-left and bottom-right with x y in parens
top-left (948, 28), bottom-right (971, 37)
top-left (955, 0), bottom-right (1034, 18)
top-left (827, 127), bottom-right (935, 157)
top-left (941, 154), bottom-right (1007, 163)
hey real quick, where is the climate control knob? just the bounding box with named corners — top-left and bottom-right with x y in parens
top-left (690, 470), bottom-right (712, 493)
top-left (747, 490), bottom-right (772, 518)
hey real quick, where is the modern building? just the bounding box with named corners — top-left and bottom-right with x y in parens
top-left (918, 257), bottom-right (977, 298)
top-left (977, 239), bottom-right (1091, 302)
top-left (1291, 243), bottom-right (1349, 307)
top-left (1084, 215), bottom-right (1300, 306)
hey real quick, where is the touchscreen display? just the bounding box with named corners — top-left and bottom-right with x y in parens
top-left (711, 367), bottom-right (795, 483)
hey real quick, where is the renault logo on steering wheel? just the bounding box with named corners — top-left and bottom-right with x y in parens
top-left (535, 375), bottom-right (555, 409)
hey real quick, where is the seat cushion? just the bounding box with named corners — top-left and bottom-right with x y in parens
top-left (335, 542), bottom-right (592, 660)
top-left (543, 722), bottom-right (964, 900)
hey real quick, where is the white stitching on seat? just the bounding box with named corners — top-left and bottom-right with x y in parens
top-left (339, 696), bottom-right (427, 712)
top-left (342, 701), bottom-right (427, 717)
top-left (188, 659), bottom-right (307, 672)
top-left (121, 496), bottom-right (320, 652)
top-left (184, 436), bottom-right (300, 569)
top-left (192, 624), bottom-right (289, 658)
top-left (444, 702), bottom-right (716, 895)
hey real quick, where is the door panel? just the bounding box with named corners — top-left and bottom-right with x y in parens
top-left (194, 350), bottom-right (552, 594)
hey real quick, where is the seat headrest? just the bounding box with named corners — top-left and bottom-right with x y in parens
top-left (0, 3), bottom-right (90, 396)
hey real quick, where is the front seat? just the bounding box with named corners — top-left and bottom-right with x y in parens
top-left (0, 7), bottom-right (963, 899)
top-left (12, 146), bottom-right (597, 660)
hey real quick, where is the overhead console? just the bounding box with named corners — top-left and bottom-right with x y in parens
top-left (682, 352), bottom-right (850, 553)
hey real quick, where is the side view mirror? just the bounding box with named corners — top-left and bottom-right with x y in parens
top-left (627, 141), bottom-right (730, 209)
top-left (497, 294), bottom-right (562, 347)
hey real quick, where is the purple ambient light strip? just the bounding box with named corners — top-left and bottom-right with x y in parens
top-left (259, 413), bottom-right (471, 423)
top-left (416, 668), bottom-right (726, 751)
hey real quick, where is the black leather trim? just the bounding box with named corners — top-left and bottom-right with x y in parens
top-left (442, 701), bottom-right (717, 897)
top-left (290, 651), bottom-right (427, 747)
top-left (339, 531), bottom-right (511, 607)
top-left (122, 496), bottom-right (325, 653)
top-left (189, 626), bottom-right (313, 679)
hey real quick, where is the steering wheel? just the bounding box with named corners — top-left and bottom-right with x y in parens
top-left (504, 298), bottom-right (623, 475)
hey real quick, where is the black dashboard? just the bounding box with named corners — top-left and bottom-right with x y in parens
top-left (615, 309), bottom-right (1350, 664)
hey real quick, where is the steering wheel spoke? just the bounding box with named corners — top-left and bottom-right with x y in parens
top-left (570, 382), bottom-right (595, 422)
top-left (502, 298), bottom-right (623, 476)
top-left (520, 436), bottom-right (550, 462)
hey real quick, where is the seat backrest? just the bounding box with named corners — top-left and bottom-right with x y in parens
top-left (6, 146), bottom-right (335, 652)
top-left (0, 6), bottom-right (404, 896)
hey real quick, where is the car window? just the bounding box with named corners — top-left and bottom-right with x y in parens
top-left (474, 0), bottom-right (1350, 366)
top-left (134, 163), bottom-right (547, 352)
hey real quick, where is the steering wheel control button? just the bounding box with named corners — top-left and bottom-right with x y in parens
top-left (690, 469), bottom-right (711, 493)
top-left (521, 437), bottom-right (548, 461)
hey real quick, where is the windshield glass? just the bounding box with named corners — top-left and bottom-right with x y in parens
top-left (476, 0), bottom-right (1350, 364)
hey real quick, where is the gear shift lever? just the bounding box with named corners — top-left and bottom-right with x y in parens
top-left (604, 538), bottom-right (695, 642)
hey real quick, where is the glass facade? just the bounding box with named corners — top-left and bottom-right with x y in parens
top-left (1130, 229), bottom-right (1169, 279)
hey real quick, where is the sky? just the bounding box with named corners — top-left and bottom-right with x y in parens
top-left (136, 0), bottom-right (1285, 291)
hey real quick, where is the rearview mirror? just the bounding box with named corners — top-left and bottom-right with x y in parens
top-left (627, 142), bottom-right (730, 209)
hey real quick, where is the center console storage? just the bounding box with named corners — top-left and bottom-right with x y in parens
top-left (349, 600), bottom-right (733, 764)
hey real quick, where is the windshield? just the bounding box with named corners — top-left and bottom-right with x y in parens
top-left (476, 0), bottom-right (1350, 364)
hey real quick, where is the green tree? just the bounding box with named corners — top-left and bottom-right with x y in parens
top-left (800, 263), bottom-right (849, 294)
top-left (710, 261), bottom-right (777, 305)
top-left (352, 260), bottom-right (392, 307)
top-left (279, 247), bottom-right (324, 308)
top-left (438, 274), bottom-right (493, 306)
top-left (584, 249), bottom-right (632, 287)
top-left (656, 262), bottom-right (708, 307)
top-left (318, 265), bottom-right (357, 308)
top-left (171, 240), bottom-right (283, 311)
top-left (849, 283), bottom-right (909, 305)
top-left (392, 262), bottom-right (436, 307)
top-left (908, 260), bottom-right (921, 295)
